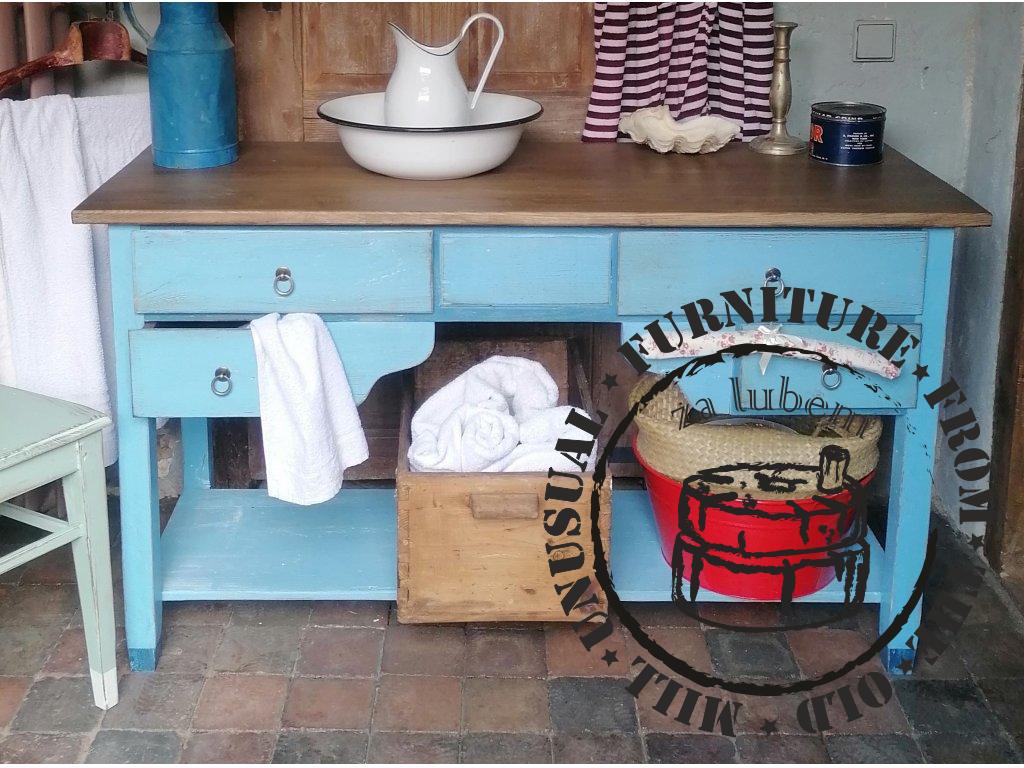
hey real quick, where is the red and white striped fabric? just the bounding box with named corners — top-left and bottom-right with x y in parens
top-left (583, 2), bottom-right (774, 142)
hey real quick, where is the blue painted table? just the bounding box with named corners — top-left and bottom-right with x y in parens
top-left (74, 141), bottom-right (990, 672)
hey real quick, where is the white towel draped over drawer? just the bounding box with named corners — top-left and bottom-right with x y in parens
top-left (250, 313), bottom-right (369, 506)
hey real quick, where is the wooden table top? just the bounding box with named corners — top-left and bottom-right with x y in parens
top-left (73, 140), bottom-right (991, 228)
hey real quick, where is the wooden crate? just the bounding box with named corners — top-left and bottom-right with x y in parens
top-left (397, 339), bottom-right (612, 623)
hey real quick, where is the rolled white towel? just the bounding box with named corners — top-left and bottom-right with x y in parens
top-left (410, 404), bottom-right (520, 472)
top-left (518, 406), bottom-right (579, 444)
top-left (410, 356), bottom-right (558, 433)
top-left (485, 406), bottom-right (598, 473)
top-left (465, 355), bottom-right (560, 422)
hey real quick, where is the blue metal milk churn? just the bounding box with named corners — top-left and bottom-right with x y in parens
top-left (127, 2), bottom-right (239, 169)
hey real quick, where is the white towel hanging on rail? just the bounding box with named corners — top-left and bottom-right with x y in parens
top-left (0, 93), bottom-right (150, 464)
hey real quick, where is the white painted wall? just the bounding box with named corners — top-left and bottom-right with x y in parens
top-left (777, 2), bottom-right (977, 185)
top-left (776, 2), bottom-right (1024, 547)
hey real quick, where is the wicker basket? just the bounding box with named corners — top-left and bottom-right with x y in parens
top-left (628, 375), bottom-right (881, 497)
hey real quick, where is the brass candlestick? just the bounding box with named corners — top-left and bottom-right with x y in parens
top-left (750, 21), bottom-right (806, 155)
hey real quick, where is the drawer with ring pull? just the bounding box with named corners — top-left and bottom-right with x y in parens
top-left (616, 229), bottom-right (927, 316)
top-left (730, 321), bottom-right (923, 413)
top-left (128, 322), bottom-right (435, 417)
top-left (131, 228), bottom-right (433, 315)
top-left (620, 319), bottom-right (921, 414)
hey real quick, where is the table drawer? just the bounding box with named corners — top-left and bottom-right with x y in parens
top-left (622, 321), bottom-right (920, 414)
top-left (132, 228), bottom-right (433, 314)
top-left (438, 229), bottom-right (613, 307)
top-left (618, 230), bottom-right (927, 316)
top-left (732, 331), bottom-right (921, 413)
top-left (129, 322), bottom-right (435, 417)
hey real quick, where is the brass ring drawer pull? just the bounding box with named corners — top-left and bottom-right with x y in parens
top-left (821, 365), bottom-right (842, 391)
top-left (273, 266), bottom-right (295, 297)
top-left (763, 267), bottom-right (785, 296)
top-left (211, 367), bottom-right (233, 396)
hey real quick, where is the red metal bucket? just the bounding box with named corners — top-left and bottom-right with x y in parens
top-left (671, 530), bottom-right (870, 600)
top-left (635, 440), bottom-right (872, 600)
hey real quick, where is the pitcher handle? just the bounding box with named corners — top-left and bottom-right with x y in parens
top-left (121, 1), bottom-right (153, 45)
top-left (461, 12), bottom-right (504, 110)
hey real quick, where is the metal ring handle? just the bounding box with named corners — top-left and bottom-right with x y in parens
top-left (211, 367), bottom-right (233, 396)
top-left (821, 365), bottom-right (841, 391)
top-left (273, 267), bottom-right (294, 297)
top-left (764, 267), bottom-right (785, 296)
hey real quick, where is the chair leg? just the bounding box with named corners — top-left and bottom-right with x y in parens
top-left (63, 431), bottom-right (119, 709)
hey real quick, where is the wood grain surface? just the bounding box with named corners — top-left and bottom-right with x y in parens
top-left (297, 2), bottom-right (593, 142)
top-left (396, 338), bottom-right (611, 623)
top-left (233, 3), bottom-right (305, 142)
top-left (74, 140), bottom-right (991, 227)
top-left (230, 3), bottom-right (593, 142)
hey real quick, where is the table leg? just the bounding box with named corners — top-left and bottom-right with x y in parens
top-left (879, 228), bottom-right (955, 675)
top-left (181, 418), bottom-right (213, 490)
top-left (118, 413), bottom-right (161, 671)
top-left (63, 432), bottom-right (119, 707)
top-left (880, 410), bottom-right (937, 674)
top-left (109, 225), bottom-right (163, 671)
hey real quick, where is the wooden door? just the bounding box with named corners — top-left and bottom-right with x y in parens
top-left (991, 100), bottom-right (1024, 589)
top-left (233, 2), bottom-right (594, 142)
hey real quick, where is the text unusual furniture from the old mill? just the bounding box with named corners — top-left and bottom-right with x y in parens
top-left (74, 141), bottom-right (990, 672)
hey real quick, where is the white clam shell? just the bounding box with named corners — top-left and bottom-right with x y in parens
top-left (619, 106), bottom-right (741, 154)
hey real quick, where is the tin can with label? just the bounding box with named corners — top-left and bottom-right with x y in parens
top-left (809, 101), bottom-right (885, 166)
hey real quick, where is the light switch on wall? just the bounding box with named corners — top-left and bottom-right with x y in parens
top-left (854, 21), bottom-right (896, 62)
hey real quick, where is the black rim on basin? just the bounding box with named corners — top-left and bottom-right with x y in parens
top-left (316, 101), bottom-right (544, 134)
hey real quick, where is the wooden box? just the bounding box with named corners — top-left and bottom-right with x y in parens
top-left (396, 339), bottom-right (612, 623)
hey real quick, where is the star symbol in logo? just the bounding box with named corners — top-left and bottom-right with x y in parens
top-left (970, 534), bottom-right (985, 550)
top-left (760, 718), bottom-right (779, 736)
top-left (601, 649), bottom-right (619, 666)
top-left (601, 373), bottom-right (619, 391)
top-left (897, 656), bottom-right (915, 674)
top-left (912, 364), bottom-right (930, 381)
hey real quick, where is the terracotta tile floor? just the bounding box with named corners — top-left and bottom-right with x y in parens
top-left (1, 507), bottom-right (1023, 763)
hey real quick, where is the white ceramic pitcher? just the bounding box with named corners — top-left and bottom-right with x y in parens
top-left (384, 13), bottom-right (504, 128)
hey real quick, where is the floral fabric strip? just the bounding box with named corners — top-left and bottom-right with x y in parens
top-left (634, 323), bottom-right (902, 380)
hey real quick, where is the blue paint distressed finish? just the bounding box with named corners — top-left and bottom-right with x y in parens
top-left (107, 222), bottom-right (956, 674)
top-left (438, 228), bottom-right (614, 308)
top-left (885, 647), bottom-right (917, 676)
top-left (129, 322), bottom-right (435, 417)
top-left (128, 647), bottom-right (157, 672)
top-left (879, 229), bottom-right (956, 672)
top-left (161, 488), bottom-right (398, 600)
top-left (109, 226), bottom-right (163, 671)
top-left (133, 228), bottom-right (433, 314)
top-left (618, 229), bottom-right (928, 315)
top-left (180, 418), bottom-right (212, 490)
top-left (146, 3), bottom-right (238, 169)
top-left (733, 338), bottom-right (919, 412)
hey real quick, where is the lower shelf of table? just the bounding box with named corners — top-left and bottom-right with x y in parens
top-left (162, 487), bottom-right (399, 601)
top-left (160, 487), bottom-right (885, 603)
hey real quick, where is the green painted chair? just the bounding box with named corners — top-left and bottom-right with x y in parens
top-left (0, 385), bottom-right (118, 709)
